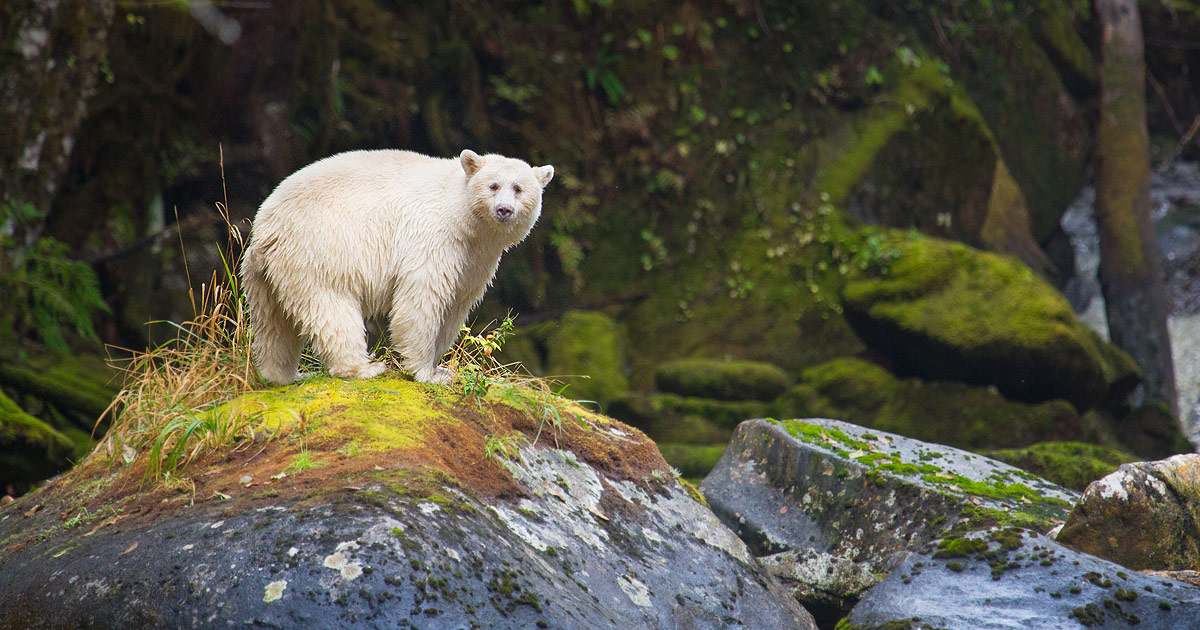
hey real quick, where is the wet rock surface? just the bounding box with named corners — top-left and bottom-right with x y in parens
top-left (0, 443), bottom-right (813, 630)
top-left (1056, 454), bottom-right (1200, 571)
top-left (700, 418), bottom-right (1076, 621)
top-left (844, 529), bottom-right (1200, 630)
top-left (0, 375), bottom-right (813, 629)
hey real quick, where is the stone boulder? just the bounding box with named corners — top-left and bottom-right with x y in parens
top-left (843, 529), bottom-right (1200, 629)
top-left (777, 357), bottom-right (1083, 451)
top-left (0, 375), bottom-right (813, 629)
top-left (655, 358), bottom-right (792, 402)
top-left (700, 417), bottom-right (1076, 623)
top-left (1056, 454), bottom-right (1200, 571)
top-left (841, 236), bottom-right (1139, 411)
top-left (985, 441), bottom-right (1139, 492)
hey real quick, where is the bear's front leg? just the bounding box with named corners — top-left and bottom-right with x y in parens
top-left (389, 304), bottom-right (453, 385)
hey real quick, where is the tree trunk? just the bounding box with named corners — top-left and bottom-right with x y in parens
top-left (1094, 0), bottom-right (1178, 417)
top-left (0, 0), bottom-right (115, 241)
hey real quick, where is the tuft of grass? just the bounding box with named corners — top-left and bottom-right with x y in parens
top-left (285, 447), bottom-right (324, 475)
top-left (91, 148), bottom-right (273, 480)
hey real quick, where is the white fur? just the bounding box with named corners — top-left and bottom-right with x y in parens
top-left (240, 149), bottom-right (554, 385)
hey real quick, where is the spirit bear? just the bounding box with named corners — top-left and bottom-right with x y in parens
top-left (240, 149), bottom-right (553, 385)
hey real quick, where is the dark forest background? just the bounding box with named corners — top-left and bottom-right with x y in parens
top-left (3, 0), bottom-right (1200, 494)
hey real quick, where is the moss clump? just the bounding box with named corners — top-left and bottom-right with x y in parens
top-left (214, 374), bottom-right (452, 453)
top-left (541, 311), bottom-right (630, 406)
top-left (933, 537), bottom-right (989, 559)
top-left (779, 357), bottom-right (1081, 451)
top-left (608, 393), bottom-right (769, 431)
top-left (841, 235), bottom-right (1134, 411)
top-left (655, 359), bottom-right (791, 402)
top-left (985, 441), bottom-right (1138, 491)
top-left (656, 443), bottom-right (726, 480)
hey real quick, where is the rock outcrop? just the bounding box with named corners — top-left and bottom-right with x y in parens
top-left (0, 376), bottom-right (813, 629)
top-left (700, 417), bottom-right (1076, 622)
top-left (1057, 453), bottom-right (1200, 571)
top-left (841, 236), bottom-right (1139, 411)
top-left (843, 529), bottom-right (1200, 629)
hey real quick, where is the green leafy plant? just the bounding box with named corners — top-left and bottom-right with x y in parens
top-left (0, 200), bottom-right (108, 353)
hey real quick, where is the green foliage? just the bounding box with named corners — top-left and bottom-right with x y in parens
top-left (1, 201), bottom-right (107, 353)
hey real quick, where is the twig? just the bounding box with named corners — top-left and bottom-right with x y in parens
top-left (1148, 71), bottom-right (1184, 135)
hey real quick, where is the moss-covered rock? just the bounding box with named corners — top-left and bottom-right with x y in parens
top-left (985, 441), bottom-right (1139, 492)
top-left (1057, 454), bottom-right (1200, 572)
top-left (702, 418), bottom-right (1078, 620)
top-left (841, 235), bottom-right (1138, 411)
top-left (778, 357), bottom-right (1082, 451)
top-left (540, 311), bottom-right (630, 406)
top-left (0, 391), bottom-right (77, 492)
top-left (835, 61), bottom-right (1053, 276)
top-left (0, 352), bottom-right (118, 494)
top-left (0, 373), bottom-right (815, 628)
top-left (609, 392), bottom-right (771, 431)
top-left (655, 358), bottom-right (791, 401)
top-left (657, 443), bottom-right (726, 481)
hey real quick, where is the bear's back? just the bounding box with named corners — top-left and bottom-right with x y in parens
top-left (260, 150), bottom-right (452, 222)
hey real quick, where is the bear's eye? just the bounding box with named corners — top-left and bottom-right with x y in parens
top-left (489, 182), bottom-right (500, 192)
top-left (513, 184), bottom-right (522, 195)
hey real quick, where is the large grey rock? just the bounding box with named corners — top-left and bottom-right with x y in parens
top-left (0, 442), bottom-right (812, 628)
top-left (700, 418), bottom-right (1077, 620)
top-left (1057, 453), bottom-right (1200, 570)
top-left (844, 529), bottom-right (1200, 630)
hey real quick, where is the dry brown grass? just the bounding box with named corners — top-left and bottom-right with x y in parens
top-left (90, 155), bottom-right (270, 479)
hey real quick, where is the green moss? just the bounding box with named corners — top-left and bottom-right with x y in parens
top-left (655, 358), bottom-right (791, 402)
top-left (657, 443), bottom-right (726, 479)
top-left (985, 441), bottom-right (1138, 491)
top-left (782, 357), bottom-right (1080, 451)
top-left (773, 419), bottom-right (872, 455)
top-left (0, 390), bottom-right (77, 488)
top-left (792, 357), bottom-right (897, 413)
top-left (541, 311), bottom-right (630, 406)
top-left (608, 392), bottom-right (769, 432)
top-left (214, 375), bottom-right (451, 452)
top-left (842, 235), bottom-right (1130, 411)
top-left (933, 537), bottom-right (989, 558)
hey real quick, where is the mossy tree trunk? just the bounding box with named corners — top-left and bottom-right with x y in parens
top-left (1094, 0), bottom-right (1178, 418)
top-left (0, 0), bottom-right (115, 231)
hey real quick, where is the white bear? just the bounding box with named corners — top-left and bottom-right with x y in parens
top-left (240, 149), bottom-right (553, 385)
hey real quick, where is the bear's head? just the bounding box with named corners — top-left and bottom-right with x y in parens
top-left (460, 149), bottom-right (553, 245)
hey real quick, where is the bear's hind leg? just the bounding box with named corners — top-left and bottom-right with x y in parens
top-left (303, 294), bottom-right (386, 380)
top-left (245, 260), bottom-right (305, 385)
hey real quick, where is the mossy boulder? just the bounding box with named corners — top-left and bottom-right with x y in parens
top-left (0, 391), bottom-right (76, 491)
top-left (841, 236), bottom-right (1139, 411)
top-left (844, 529), bottom-right (1200, 630)
top-left (835, 61), bottom-right (1053, 276)
top-left (609, 392), bottom-right (771, 432)
top-left (514, 311), bottom-right (630, 407)
top-left (0, 352), bottom-right (118, 494)
top-left (701, 418), bottom-right (1077, 621)
top-left (655, 358), bottom-right (791, 402)
top-left (778, 357), bottom-right (1082, 451)
top-left (0, 374), bottom-right (815, 629)
top-left (985, 441), bottom-right (1139, 492)
top-left (656, 443), bottom-right (726, 481)
top-left (1057, 454), bottom-right (1200, 572)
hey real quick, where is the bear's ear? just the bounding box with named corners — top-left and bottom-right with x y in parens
top-left (460, 150), bottom-right (484, 178)
top-left (534, 165), bottom-right (554, 187)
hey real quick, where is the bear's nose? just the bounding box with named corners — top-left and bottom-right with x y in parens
top-left (494, 204), bottom-right (515, 222)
